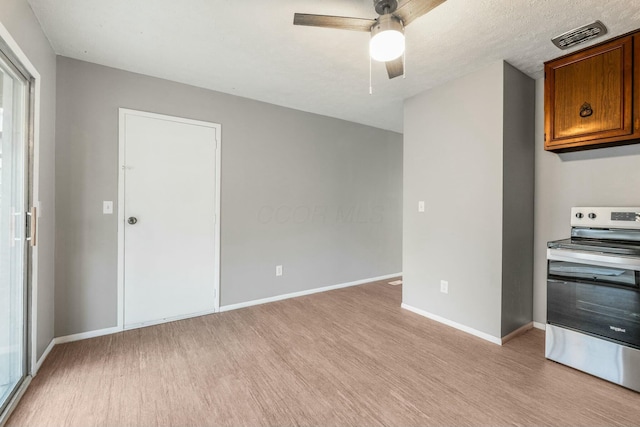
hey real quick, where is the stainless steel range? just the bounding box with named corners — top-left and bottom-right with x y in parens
top-left (546, 207), bottom-right (640, 392)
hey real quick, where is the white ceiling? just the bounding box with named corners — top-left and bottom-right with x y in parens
top-left (27, 0), bottom-right (640, 133)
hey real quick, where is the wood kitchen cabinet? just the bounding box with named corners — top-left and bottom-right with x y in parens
top-left (544, 31), bottom-right (640, 152)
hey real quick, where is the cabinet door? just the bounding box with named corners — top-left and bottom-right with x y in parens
top-left (545, 35), bottom-right (634, 151)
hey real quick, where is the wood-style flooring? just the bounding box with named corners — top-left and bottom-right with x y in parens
top-left (8, 279), bottom-right (640, 426)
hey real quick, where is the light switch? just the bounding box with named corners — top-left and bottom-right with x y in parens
top-left (103, 201), bottom-right (113, 214)
top-left (418, 201), bottom-right (425, 213)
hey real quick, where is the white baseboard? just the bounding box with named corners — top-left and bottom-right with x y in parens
top-left (54, 326), bottom-right (122, 345)
top-left (27, 273), bottom-right (402, 384)
top-left (54, 310), bottom-right (225, 344)
top-left (533, 322), bottom-right (547, 331)
top-left (220, 273), bottom-right (403, 313)
top-left (401, 303), bottom-right (502, 345)
top-left (123, 308), bottom-right (218, 331)
top-left (33, 339), bottom-right (55, 375)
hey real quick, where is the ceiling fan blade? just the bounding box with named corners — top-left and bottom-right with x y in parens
top-left (293, 13), bottom-right (376, 32)
top-left (393, 0), bottom-right (447, 26)
top-left (386, 57), bottom-right (404, 79)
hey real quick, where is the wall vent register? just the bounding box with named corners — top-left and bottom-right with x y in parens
top-left (551, 21), bottom-right (608, 50)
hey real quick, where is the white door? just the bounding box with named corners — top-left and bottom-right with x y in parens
top-left (120, 109), bottom-right (220, 328)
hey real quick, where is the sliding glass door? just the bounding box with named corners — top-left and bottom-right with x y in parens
top-left (0, 46), bottom-right (30, 414)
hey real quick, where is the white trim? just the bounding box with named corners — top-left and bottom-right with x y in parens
top-left (220, 273), bottom-right (403, 312)
top-left (123, 308), bottom-right (219, 331)
top-left (0, 376), bottom-right (31, 426)
top-left (533, 322), bottom-right (547, 331)
top-left (32, 339), bottom-right (54, 375)
top-left (213, 123), bottom-right (221, 312)
top-left (28, 273), bottom-right (401, 355)
top-left (2, 271), bottom-right (401, 406)
top-left (53, 326), bottom-right (122, 345)
top-left (117, 109), bottom-right (125, 329)
top-left (0, 21), bottom-right (42, 379)
top-left (35, 273), bottom-right (402, 350)
top-left (401, 303), bottom-right (502, 345)
top-left (501, 321), bottom-right (533, 345)
top-left (120, 108), bottom-right (223, 129)
top-left (117, 108), bottom-right (222, 329)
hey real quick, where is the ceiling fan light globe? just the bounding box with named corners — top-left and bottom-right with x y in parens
top-left (370, 30), bottom-right (405, 62)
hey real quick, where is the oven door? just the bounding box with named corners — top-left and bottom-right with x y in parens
top-left (547, 248), bottom-right (640, 349)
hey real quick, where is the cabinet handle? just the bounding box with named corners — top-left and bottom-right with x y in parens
top-left (580, 102), bottom-right (593, 118)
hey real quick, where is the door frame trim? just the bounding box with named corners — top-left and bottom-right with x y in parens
top-left (117, 108), bottom-right (222, 330)
top-left (0, 21), bottom-right (41, 379)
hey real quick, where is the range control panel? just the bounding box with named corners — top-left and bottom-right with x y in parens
top-left (571, 207), bottom-right (640, 229)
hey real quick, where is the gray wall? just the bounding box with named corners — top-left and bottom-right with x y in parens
top-left (501, 63), bottom-right (535, 336)
top-left (533, 77), bottom-right (640, 325)
top-left (0, 0), bottom-right (56, 361)
top-left (403, 61), bottom-right (534, 339)
top-left (403, 61), bottom-right (505, 338)
top-left (55, 57), bottom-right (403, 337)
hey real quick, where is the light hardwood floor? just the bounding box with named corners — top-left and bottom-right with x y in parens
top-left (8, 279), bottom-right (640, 426)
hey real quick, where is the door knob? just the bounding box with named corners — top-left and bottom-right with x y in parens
top-left (128, 217), bottom-right (138, 225)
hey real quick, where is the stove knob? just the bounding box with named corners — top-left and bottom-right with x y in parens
top-left (588, 213), bottom-right (597, 219)
top-left (575, 213), bottom-right (584, 219)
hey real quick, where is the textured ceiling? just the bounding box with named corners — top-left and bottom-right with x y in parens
top-left (27, 0), bottom-right (640, 133)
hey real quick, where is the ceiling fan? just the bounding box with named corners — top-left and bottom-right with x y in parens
top-left (294, 0), bottom-right (447, 79)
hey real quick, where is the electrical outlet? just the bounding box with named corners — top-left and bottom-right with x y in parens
top-left (418, 201), bottom-right (425, 213)
top-left (440, 280), bottom-right (449, 294)
top-left (276, 265), bottom-right (283, 277)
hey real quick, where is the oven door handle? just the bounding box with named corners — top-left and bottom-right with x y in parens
top-left (548, 248), bottom-right (640, 271)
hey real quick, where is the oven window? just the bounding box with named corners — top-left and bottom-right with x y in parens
top-left (547, 279), bottom-right (640, 349)
top-left (548, 260), bottom-right (639, 288)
